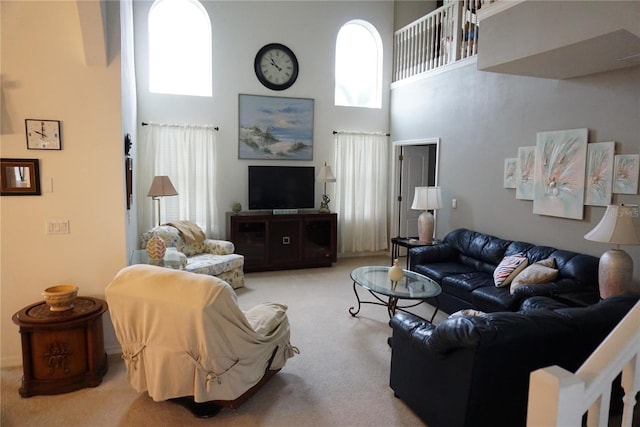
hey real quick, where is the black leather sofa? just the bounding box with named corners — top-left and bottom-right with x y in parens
top-left (389, 294), bottom-right (639, 427)
top-left (409, 228), bottom-right (600, 313)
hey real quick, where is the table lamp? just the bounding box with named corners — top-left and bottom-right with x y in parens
top-left (411, 186), bottom-right (442, 243)
top-left (584, 204), bottom-right (640, 298)
top-left (147, 175), bottom-right (178, 226)
top-left (316, 162), bottom-right (336, 213)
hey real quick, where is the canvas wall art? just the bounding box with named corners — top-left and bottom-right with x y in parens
top-left (584, 141), bottom-right (614, 206)
top-left (515, 146), bottom-right (535, 200)
top-left (613, 154), bottom-right (639, 194)
top-left (238, 94), bottom-right (314, 160)
top-left (533, 128), bottom-right (587, 219)
top-left (503, 158), bottom-right (517, 189)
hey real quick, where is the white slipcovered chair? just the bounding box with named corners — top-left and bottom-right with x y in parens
top-left (105, 265), bottom-right (298, 417)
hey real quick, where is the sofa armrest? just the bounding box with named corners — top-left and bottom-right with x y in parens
top-left (408, 244), bottom-right (456, 269)
top-left (243, 302), bottom-right (288, 335)
top-left (390, 312), bottom-right (436, 353)
top-left (390, 312), bottom-right (495, 356)
top-left (203, 239), bottom-right (235, 255)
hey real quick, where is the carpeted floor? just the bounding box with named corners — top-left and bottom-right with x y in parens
top-left (1, 255), bottom-right (443, 427)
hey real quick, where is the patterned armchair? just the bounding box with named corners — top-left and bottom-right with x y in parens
top-left (140, 225), bottom-right (245, 289)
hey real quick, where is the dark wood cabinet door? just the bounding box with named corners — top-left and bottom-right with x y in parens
top-left (269, 219), bottom-right (302, 265)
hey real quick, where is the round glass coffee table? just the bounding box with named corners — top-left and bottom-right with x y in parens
top-left (349, 266), bottom-right (442, 322)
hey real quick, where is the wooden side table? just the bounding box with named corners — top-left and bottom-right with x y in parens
top-left (391, 237), bottom-right (441, 268)
top-left (12, 296), bottom-right (108, 397)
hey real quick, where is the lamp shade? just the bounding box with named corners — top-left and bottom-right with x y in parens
top-left (316, 164), bottom-right (336, 183)
top-left (147, 176), bottom-right (178, 198)
top-left (411, 186), bottom-right (443, 210)
top-left (584, 204), bottom-right (640, 245)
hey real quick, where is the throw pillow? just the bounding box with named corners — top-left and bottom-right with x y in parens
top-left (510, 258), bottom-right (559, 295)
top-left (493, 253), bottom-right (528, 287)
top-left (449, 308), bottom-right (486, 318)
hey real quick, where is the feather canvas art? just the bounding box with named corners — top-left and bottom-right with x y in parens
top-left (533, 128), bottom-right (587, 219)
top-left (516, 146), bottom-right (535, 200)
top-left (613, 154), bottom-right (639, 194)
top-left (585, 141), bottom-right (614, 206)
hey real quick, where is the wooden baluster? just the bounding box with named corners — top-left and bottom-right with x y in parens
top-left (585, 384), bottom-right (611, 427)
top-left (410, 24), bottom-right (416, 76)
top-left (620, 356), bottom-right (640, 427)
top-left (419, 20), bottom-right (425, 74)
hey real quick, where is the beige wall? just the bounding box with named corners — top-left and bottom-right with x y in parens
top-left (1, 1), bottom-right (126, 366)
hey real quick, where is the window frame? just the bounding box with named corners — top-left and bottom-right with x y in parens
top-left (148, 0), bottom-right (212, 97)
top-left (334, 19), bottom-right (383, 109)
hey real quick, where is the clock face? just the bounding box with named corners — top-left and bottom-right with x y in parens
top-left (254, 43), bottom-right (299, 91)
top-left (25, 119), bottom-right (62, 150)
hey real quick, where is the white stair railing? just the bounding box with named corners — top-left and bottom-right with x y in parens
top-left (393, 1), bottom-right (460, 81)
top-left (527, 300), bottom-right (640, 427)
top-left (393, 0), bottom-right (494, 82)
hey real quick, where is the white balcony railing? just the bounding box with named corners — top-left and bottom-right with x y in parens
top-left (393, 0), bottom-right (492, 82)
top-left (527, 300), bottom-right (640, 427)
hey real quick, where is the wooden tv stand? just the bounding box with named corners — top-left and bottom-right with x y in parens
top-left (226, 211), bottom-right (337, 272)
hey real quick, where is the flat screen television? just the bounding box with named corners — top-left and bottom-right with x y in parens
top-left (248, 166), bottom-right (315, 210)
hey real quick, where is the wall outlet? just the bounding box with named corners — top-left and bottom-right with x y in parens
top-left (46, 220), bottom-right (70, 234)
top-left (452, 198), bottom-right (457, 209)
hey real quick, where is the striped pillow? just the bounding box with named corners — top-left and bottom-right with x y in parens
top-left (493, 253), bottom-right (528, 287)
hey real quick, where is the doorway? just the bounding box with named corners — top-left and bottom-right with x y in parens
top-left (392, 138), bottom-right (440, 242)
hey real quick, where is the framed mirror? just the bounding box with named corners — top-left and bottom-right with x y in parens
top-left (1, 158), bottom-right (41, 196)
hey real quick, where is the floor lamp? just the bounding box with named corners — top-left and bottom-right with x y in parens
top-left (316, 162), bottom-right (336, 213)
top-left (411, 186), bottom-right (443, 243)
top-left (584, 204), bottom-right (640, 298)
top-left (147, 176), bottom-right (179, 226)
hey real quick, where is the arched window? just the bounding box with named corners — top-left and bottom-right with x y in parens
top-left (335, 20), bottom-right (382, 109)
top-left (148, 0), bottom-right (212, 96)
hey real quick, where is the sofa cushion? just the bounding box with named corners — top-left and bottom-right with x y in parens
top-left (185, 253), bottom-right (244, 276)
top-left (510, 258), bottom-right (558, 294)
top-left (442, 273), bottom-right (494, 300)
top-left (493, 253), bottom-right (528, 287)
top-left (445, 229), bottom-right (511, 274)
top-left (471, 286), bottom-right (519, 312)
top-left (414, 262), bottom-right (477, 282)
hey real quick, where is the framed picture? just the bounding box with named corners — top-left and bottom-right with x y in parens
top-left (613, 154), bottom-right (639, 194)
top-left (0, 158), bottom-right (41, 196)
top-left (503, 158), bottom-right (517, 189)
top-left (584, 141), bottom-right (615, 206)
top-left (515, 146), bottom-right (535, 200)
top-left (533, 128), bottom-right (587, 219)
top-left (238, 94), bottom-right (314, 160)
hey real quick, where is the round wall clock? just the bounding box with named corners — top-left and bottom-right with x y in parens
top-left (254, 43), bottom-right (299, 91)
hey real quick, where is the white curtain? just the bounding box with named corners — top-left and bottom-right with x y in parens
top-left (334, 132), bottom-right (389, 254)
top-left (138, 122), bottom-right (219, 236)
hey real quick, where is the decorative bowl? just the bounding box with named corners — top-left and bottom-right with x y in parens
top-left (42, 285), bottom-right (79, 311)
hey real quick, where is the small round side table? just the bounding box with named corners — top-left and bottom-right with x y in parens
top-left (12, 296), bottom-right (109, 397)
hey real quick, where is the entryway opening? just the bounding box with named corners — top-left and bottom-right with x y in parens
top-left (392, 138), bottom-right (440, 255)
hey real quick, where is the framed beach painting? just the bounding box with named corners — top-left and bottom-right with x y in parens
top-left (515, 146), bottom-right (535, 200)
top-left (613, 154), bottom-right (639, 194)
top-left (584, 141), bottom-right (614, 206)
top-left (503, 158), bottom-right (517, 189)
top-left (238, 94), bottom-right (314, 160)
top-left (533, 128), bottom-right (587, 219)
